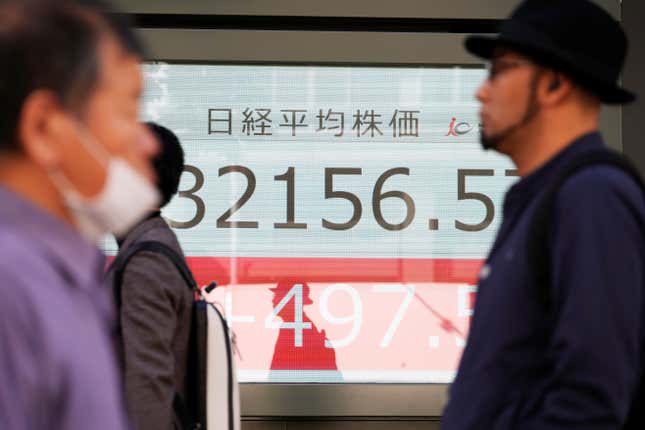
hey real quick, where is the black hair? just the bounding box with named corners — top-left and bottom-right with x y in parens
top-left (0, 0), bottom-right (144, 151)
top-left (146, 122), bottom-right (185, 208)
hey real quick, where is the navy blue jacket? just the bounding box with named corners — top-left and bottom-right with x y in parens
top-left (442, 132), bottom-right (645, 429)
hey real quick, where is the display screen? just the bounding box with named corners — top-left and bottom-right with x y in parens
top-left (106, 63), bottom-right (517, 383)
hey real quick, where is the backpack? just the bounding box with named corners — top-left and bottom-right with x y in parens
top-left (527, 149), bottom-right (645, 429)
top-left (111, 240), bottom-right (241, 430)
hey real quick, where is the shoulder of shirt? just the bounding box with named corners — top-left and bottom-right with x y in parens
top-left (120, 224), bottom-right (189, 295)
top-left (0, 226), bottom-right (62, 283)
top-left (0, 228), bottom-right (52, 325)
top-left (556, 164), bottom-right (645, 215)
top-left (123, 217), bottom-right (184, 257)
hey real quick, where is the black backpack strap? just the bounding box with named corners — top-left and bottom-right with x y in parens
top-left (528, 149), bottom-right (645, 311)
top-left (111, 240), bottom-right (199, 430)
top-left (173, 393), bottom-right (193, 430)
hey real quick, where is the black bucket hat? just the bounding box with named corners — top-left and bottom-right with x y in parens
top-left (465, 0), bottom-right (635, 104)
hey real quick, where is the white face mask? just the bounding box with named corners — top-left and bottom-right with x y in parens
top-left (51, 124), bottom-right (160, 243)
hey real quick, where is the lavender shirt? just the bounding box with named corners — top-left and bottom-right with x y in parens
top-left (0, 187), bottom-right (129, 429)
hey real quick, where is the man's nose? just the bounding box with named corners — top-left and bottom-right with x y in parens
top-left (475, 80), bottom-right (490, 103)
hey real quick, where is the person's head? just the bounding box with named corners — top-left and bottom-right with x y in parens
top-left (0, 0), bottom-right (159, 239)
top-left (474, 49), bottom-right (602, 157)
top-left (146, 122), bottom-right (185, 208)
top-left (464, 0), bottom-right (634, 164)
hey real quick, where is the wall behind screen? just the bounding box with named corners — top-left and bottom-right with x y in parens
top-left (115, 0), bottom-right (619, 20)
top-left (623, 0), bottom-right (645, 177)
top-left (118, 0), bottom-right (628, 427)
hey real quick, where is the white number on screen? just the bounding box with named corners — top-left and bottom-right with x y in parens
top-left (372, 284), bottom-right (415, 348)
top-left (264, 283), bottom-right (312, 347)
top-left (319, 284), bottom-right (363, 348)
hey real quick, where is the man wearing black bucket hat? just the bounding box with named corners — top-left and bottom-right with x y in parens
top-left (442, 1), bottom-right (645, 429)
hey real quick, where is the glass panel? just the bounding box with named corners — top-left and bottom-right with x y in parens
top-left (106, 63), bottom-right (518, 383)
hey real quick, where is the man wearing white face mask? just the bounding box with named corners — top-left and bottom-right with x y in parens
top-left (0, 1), bottom-right (158, 429)
top-left (51, 123), bottom-right (160, 242)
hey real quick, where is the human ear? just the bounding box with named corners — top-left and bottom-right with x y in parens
top-left (17, 90), bottom-right (68, 169)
